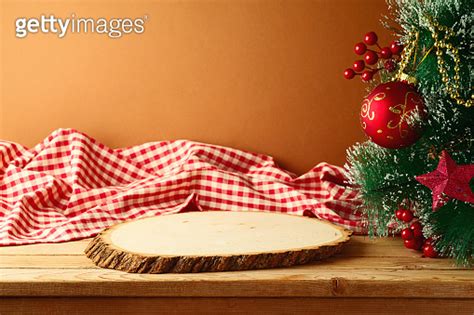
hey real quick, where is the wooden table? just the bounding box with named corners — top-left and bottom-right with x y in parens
top-left (1, 236), bottom-right (473, 314)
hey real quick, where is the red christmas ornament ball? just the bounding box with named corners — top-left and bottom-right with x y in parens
top-left (353, 60), bottom-right (365, 72)
top-left (344, 68), bottom-right (356, 79)
top-left (364, 31), bottom-right (378, 45)
top-left (354, 42), bottom-right (367, 55)
top-left (364, 50), bottom-right (379, 65)
top-left (360, 81), bottom-right (426, 149)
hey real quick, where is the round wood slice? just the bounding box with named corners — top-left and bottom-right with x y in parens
top-left (85, 211), bottom-right (352, 273)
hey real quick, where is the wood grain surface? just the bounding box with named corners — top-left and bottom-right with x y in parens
top-left (1, 297), bottom-right (473, 315)
top-left (84, 212), bottom-right (352, 273)
top-left (1, 236), bottom-right (473, 314)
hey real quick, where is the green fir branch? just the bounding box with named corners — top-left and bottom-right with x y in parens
top-left (345, 0), bottom-right (474, 265)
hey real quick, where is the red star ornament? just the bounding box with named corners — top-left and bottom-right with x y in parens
top-left (416, 150), bottom-right (474, 211)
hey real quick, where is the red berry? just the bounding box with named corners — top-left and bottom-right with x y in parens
top-left (384, 59), bottom-right (396, 72)
top-left (353, 60), bottom-right (365, 72)
top-left (400, 209), bottom-right (414, 222)
top-left (395, 209), bottom-right (404, 220)
top-left (410, 221), bottom-right (422, 231)
top-left (401, 228), bottom-right (414, 240)
top-left (364, 50), bottom-right (378, 65)
top-left (410, 221), bottom-right (423, 238)
top-left (344, 68), bottom-right (355, 79)
top-left (380, 47), bottom-right (392, 59)
top-left (423, 242), bottom-right (438, 258)
top-left (404, 239), bottom-right (416, 249)
top-left (413, 237), bottom-right (424, 250)
top-left (405, 236), bottom-right (423, 250)
top-left (361, 70), bottom-right (373, 82)
top-left (364, 32), bottom-right (378, 45)
top-left (354, 42), bottom-right (367, 55)
top-left (413, 228), bottom-right (423, 238)
top-left (390, 41), bottom-right (403, 55)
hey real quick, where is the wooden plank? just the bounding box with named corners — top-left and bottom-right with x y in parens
top-left (0, 236), bottom-right (420, 257)
top-left (0, 255), bottom-right (97, 268)
top-left (0, 297), bottom-right (473, 314)
top-left (0, 240), bottom-right (89, 255)
top-left (0, 235), bottom-right (471, 300)
top-left (1, 268), bottom-right (472, 298)
top-left (0, 255), bottom-right (463, 270)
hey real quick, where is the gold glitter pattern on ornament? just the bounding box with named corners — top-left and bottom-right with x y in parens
top-left (386, 91), bottom-right (420, 139)
top-left (361, 92), bottom-right (386, 122)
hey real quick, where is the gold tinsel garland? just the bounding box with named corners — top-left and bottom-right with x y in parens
top-left (395, 17), bottom-right (472, 108)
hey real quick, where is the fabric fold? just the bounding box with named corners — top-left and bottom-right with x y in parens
top-left (0, 128), bottom-right (364, 246)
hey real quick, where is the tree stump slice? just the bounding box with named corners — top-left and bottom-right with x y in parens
top-left (85, 211), bottom-right (352, 273)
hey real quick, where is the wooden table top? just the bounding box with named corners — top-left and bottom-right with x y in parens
top-left (1, 236), bottom-right (473, 299)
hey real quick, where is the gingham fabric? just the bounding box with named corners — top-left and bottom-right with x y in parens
top-left (0, 129), bottom-right (364, 246)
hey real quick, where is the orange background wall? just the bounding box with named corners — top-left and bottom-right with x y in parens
top-left (0, 0), bottom-right (390, 174)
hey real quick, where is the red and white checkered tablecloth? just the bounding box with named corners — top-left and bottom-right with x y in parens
top-left (0, 129), bottom-right (364, 246)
